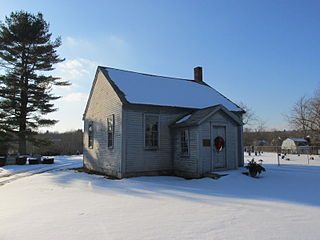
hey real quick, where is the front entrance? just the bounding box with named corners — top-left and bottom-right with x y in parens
top-left (212, 126), bottom-right (226, 169)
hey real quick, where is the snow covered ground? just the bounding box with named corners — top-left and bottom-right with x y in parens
top-left (1, 153), bottom-right (320, 240)
top-left (0, 155), bottom-right (83, 186)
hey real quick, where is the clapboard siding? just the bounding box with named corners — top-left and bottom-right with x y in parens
top-left (199, 110), bottom-right (239, 174)
top-left (123, 105), bottom-right (188, 175)
top-left (173, 127), bottom-right (200, 177)
top-left (238, 124), bottom-right (244, 167)
top-left (199, 121), bottom-right (212, 174)
top-left (83, 71), bottom-right (123, 178)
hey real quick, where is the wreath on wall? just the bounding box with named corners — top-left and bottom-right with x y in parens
top-left (214, 136), bottom-right (225, 153)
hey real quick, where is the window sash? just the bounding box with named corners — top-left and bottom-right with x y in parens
top-left (181, 129), bottom-right (189, 155)
top-left (144, 115), bottom-right (159, 148)
top-left (88, 122), bottom-right (93, 148)
top-left (107, 115), bottom-right (114, 148)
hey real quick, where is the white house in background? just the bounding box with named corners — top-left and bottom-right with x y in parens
top-left (82, 66), bottom-right (245, 178)
top-left (281, 138), bottom-right (311, 154)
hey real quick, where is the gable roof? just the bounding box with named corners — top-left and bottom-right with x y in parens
top-left (171, 104), bottom-right (242, 128)
top-left (288, 138), bottom-right (307, 142)
top-left (99, 67), bottom-right (243, 112)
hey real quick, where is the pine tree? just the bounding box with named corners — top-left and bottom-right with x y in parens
top-left (0, 11), bottom-right (69, 154)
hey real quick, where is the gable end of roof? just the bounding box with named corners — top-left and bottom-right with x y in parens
top-left (198, 104), bottom-right (243, 126)
top-left (83, 67), bottom-right (129, 120)
top-left (171, 104), bottom-right (243, 128)
top-left (99, 67), bottom-right (129, 105)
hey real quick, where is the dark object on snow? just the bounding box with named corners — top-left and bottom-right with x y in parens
top-left (310, 157), bottom-right (314, 160)
top-left (28, 159), bottom-right (39, 164)
top-left (0, 156), bottom-right (6, 167)
top-left (28, 155), bottom-right (42, 164)
top-left (42, 157), bottom-right (54, 164)
top-left (28, 157), bottom-right (41, 164)
top-left (245, 159), bottom-right (266, 178)
top-left (285, 158), bottom-right (290, 161)
top-left (16, 156), bottom-right (28, 165)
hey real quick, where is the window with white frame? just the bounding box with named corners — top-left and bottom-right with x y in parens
top-left (145, 114), bottom-right (159, 148)
top-left (180, 129), bottom-right (189, 155)
top-left (88, 122), bottom-right (94, 148)
top-left (107, 114), bottom-right (114, 148)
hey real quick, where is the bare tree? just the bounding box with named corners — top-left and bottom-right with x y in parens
top-left (255, 119), bottom-right (267, 133)
top-left (287, 94), bottom-right (320, 136)
top-left (238, 101), bottom-right (257, 127)
top-left (287, 96), bottom-right (309, 135)
top-left (309, 91), bottom-right (320, 134)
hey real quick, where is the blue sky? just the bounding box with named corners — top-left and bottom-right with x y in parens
top-left (1, 0), bottom-right (320, 132)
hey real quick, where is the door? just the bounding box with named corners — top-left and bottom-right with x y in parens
top-left (212, 126), bottom-right (226, 169)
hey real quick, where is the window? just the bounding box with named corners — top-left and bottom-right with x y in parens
top-left (145, 115), bottom-right (159, 148)
top-left (107, 114), bottom-right (114, 148)
top-left (181, 129), bottom-right (189, 155)
top-left (88, 122), bottom-right (93, 148)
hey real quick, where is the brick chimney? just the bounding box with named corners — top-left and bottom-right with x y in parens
top-left (194, 66), bottom-right (203, 83)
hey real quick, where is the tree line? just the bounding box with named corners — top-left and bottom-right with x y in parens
top-left (34, 130), bottom-right (83, 155)
top-left (242, 88), bottom-right (320, 147)
top-left (244, 129), bottom-right (314, 147)
top-left (0, 129), bottom-right (83, 156)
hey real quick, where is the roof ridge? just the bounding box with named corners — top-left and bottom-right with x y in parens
top-left (99, 66), bottom-right (197, 83)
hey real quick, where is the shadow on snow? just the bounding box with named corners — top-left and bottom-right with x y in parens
top-left (47, 161), bottom-right (320, 208)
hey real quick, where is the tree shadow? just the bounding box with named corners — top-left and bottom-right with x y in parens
top-left (47, 161), bottom-right (320, 207)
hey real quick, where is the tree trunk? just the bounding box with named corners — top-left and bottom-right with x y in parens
top-left (18, 52), bottom-right (28, 155)
top-left (19, 89), bottom-right (27, 154)
top-left (18, 133), bottom-right (27, 155)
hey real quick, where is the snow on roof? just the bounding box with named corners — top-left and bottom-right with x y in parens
top-left (289, 138), bottom-right (307, 142)
top-left (102, 67), bottom-right (243, 112)
top-left (172, 105), bottom-right (242, 128)
top-left (175, 114), bottom-right (192, 124)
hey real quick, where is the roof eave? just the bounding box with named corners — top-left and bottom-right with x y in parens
top-left (82, 68), bottom-right (101, 120)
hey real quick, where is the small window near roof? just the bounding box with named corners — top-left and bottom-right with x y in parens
top-left (107, 114), bottom-right (114, 148)
top-left (181, 129), bottom-right (189, 155)
top-left (88, 122), bottom-right (93, 148)
top-left (145, 115), bottom-right (159, 148)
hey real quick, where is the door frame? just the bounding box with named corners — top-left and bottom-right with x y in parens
top-left (211, 123), bottom-right (228, 170)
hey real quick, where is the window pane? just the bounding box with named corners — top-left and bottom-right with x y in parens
top-left (145, 115), bottom-right (159, 148)
top-left (88, 123), bottom-right (93, 148)
top-left (181, 129), bottom-right (189, 154)
top-left (107, 115), bottom-right (114, 148)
